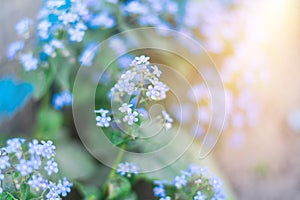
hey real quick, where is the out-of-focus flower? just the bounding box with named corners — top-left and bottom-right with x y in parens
top-left (20, 54), bottom-right (38, 71)
top-left (52, 91), bottom-right (73, 110)
top-left (116, 162), bottom-right (140, 177)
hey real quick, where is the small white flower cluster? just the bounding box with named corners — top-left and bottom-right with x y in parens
top-left (111, 55), bottom-right (169, 101)
top-left (95, 55), bottom-right (173, 130)
top-left (153, 165), bottom-right (225, 200)
top-left (0, 138), bottom-right (72, 199)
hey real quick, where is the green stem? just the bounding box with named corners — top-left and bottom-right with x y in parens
top-left (108, 142), bottom-right (126, 180)
top-left (135, 76), bottom-right (145, 109)
top-left (6, 192), bottom-right (18, 200)
top-left (101, 142), bottom-right (127, 200)
top-left (33, 92), bottom-right (50, 140)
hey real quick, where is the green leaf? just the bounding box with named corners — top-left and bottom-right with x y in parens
top-left (4, 192), bottom-right (18, 200)
top-left (5, 195), bottom-right (13, 200)
top-left (21, 65), bottom-right (56, 100)
top-left (124, 192), bottom-right (138, 200)
top-left (108, 175), bottom-right (131, 200)
top-left (20, 183), bottom-right (30, 200)
top-left (135, 115), bottom-right (142, 127)
top-left (55, 141), bottom-right (97, 179)
top-left (36, 107), bottom-right (63, 139)
top-left (2, 175), bottom-right (16, 193)
top-left (54, 57), bottom-right (73, 91)
top-left (13, 172), bottom-right (19, 179)
top-left (76, 182), bottom-right (101, 200)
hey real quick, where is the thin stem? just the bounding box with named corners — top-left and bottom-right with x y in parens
top-left (108, 142), bottom-right (126, 180)
top-left (33, 92), bottom-right (50, 140)
top-left (135, 76), bottom-right (145, 109)
top-left (10, 173), bottom-right (17, 191)
top-left (101, 142), bottom-right (127, 200)
top-left (6, 192), bottom-right (18, 200)
top-left (135, 89), bottom-right (143, 109)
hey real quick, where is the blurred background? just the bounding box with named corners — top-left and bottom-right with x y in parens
top-left (1, 0), bottom-right (300, 199)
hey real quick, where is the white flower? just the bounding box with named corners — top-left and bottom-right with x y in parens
top-left (111, 55), bottom-right (169, 101)
top-left (135, 55), bottom-right (150, 65)
top-left (123, 109), bottom-right (139, 125)
top-left (95, 109), bottom-right (111, 127)
top-left (152, 65), bottom-right (162, 77)
top-left (94, 109), bottom-right (109, 115)
top-left (146, 79), bottom-right (169, 101)
top-left (115, 79), bottom-right (135, 95)
top-left (146, 85), bottom-right (160, 100)
top-left (96, 115), bottom-right (111, 127)
top-left (119, 103), bottom-right (133, 113)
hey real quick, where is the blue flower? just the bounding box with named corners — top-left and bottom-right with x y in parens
top-left (153, 184), bottom-right (166, 197)
top-left (123, 1), bottom-right (149, 15)
top-left (37, 20), bottom-right (51, 40)
top-left (28, 139), bottom-right (43, 156)
top-left (0, 172), bottom-right (4, 180)
top-left (0, 138), bottom-right (72, 198)
top-left (188, 164), bottom-right (207, 175)
top-left (68, 28), bottom-right (84, 42)
top-left (88, 13), bottom-right (115, 29)
top-left (58, 11), bottom-right (79, 25)
top-left (41, 140), bottom-right (56, 159)
top-left (109, 37), bottom-right (127, 55)
top-left (78, 42), bottom-right (99, 67)
top-left (46, 182), bottom-right (60, 200)
top-left (160, 197), bottom-right (172, 200)
top-left (116, 162), bottom-right (140, 177)
top-left (117, 55), bottom-right (134, 69)
top-left (28, 175), bottom-right (48, 190)
top-left (194, 191), bottom-right (206, 200)
top-left (172, 175), bottom-right (187, 189)
top-left (5, 138), bottom-right (25, 155)
top-left (29, 156), bottom-right (42, 170)
top-left (42, 44), bottom-right (55, 56)
top-left (210, 177), bottom-right (226, 200)
top-left (52, 91), bottom-right (73, 110)
top-left (16, 159), bottom-right (33, 176)
top-left (19, 54), bottom-right (38, 71)
top-left (0, 155), bottom-right (10, 170)
top-left (15, 18), bottom-right (33, 36)
top-left (6, 41), bottom-right (24, 60)
top-left (44, 158), bottom-right (59, 176)
top-left (57, 177), bottom-right (73, 197)
top-left (45, 0), bottom-right (66, 9)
